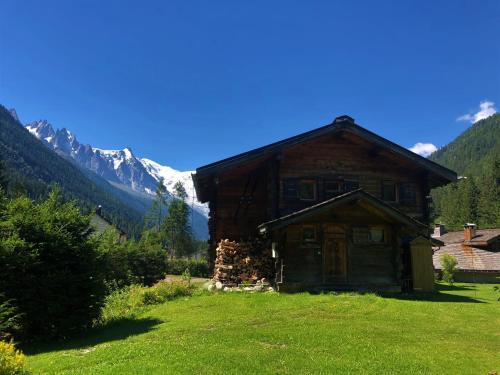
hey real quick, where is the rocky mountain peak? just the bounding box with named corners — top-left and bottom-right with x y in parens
top-left (8, 108), bottom-right (20, 122)
top-left (24, 120), bottom-right (208, 218)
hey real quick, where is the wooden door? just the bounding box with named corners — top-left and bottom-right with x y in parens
top-left (323, 235), bottom-right (347, 283)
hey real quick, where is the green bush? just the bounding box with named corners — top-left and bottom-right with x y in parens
top-left (440, 253), bottom-right (458, 284)
top-left (97, 285), bottom-right (148, 324)
top-left (145, 280), bottom-right (192, 304)
top-left (165, 258), bottom-right (209, 278)
top-left (0, 190), bottom-right (105, 341)
top-left (0, 297), bottom-right (20, 341)
top-left (97, 280), bottom-right (192, 326)
top-left (0, 340), bottom-right (29, 374)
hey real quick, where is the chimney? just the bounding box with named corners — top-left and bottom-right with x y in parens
top-left (333, 115), bottom-right (355, 124)
top-left (463, 223), bottom-right (476, 242)
top-left (432, 223), bottom-right (445, 238)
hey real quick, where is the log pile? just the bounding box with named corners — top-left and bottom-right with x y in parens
top-left (213, 239), bottom-right (274, 285)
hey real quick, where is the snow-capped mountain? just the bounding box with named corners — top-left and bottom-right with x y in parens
top-left (25, 120), bottom-right (208, 217)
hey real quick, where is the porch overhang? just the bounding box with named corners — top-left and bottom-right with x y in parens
top-left (257, 189), bottom-right (428, 234)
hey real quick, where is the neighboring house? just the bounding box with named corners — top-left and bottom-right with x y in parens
top-left (192, 115), bottom-right (456, 291)
top-left (90, 205), bottom-right (128, 242)
top-left (432, 224), bottom-right (500, 283)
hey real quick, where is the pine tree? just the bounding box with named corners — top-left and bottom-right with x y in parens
top-left (460, 178), bottom-right (479, 224)
top-left (163, 181), bottom-right (194, 258)
top-left (478, 156), bottom-right (500, 227)
top-left (145, 178), bottom-right (168, 231)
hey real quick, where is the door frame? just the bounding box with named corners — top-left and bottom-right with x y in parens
top-left (322, 224), bottom-right (348, 284)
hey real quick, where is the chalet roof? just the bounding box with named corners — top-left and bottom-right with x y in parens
top-left (433, 228), bottom-right (500, 246)
top-left (192, 115), bottom-right (457, 203)
top-left (257, 189), bottom-right (427, 234)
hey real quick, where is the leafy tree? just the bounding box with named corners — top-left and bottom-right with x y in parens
top-left (95, 228), bottom-right (136, 292)
top-left (128, 229), bottom-right (167, 285)
top-left (440, 253), bottom-right (458, 284)
top-left (0, 189), bottom-right (105, 340)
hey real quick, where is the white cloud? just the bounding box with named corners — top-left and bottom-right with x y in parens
top-left (409, 142), bottom-right (438, 157)
top-left (457, 100), bottom-right (497, 123)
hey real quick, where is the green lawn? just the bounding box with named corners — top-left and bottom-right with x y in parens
top-left (26, 283), bottom-right (500, 374)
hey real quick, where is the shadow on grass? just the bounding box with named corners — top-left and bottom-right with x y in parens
top-left (23, 317), bottom-right (163, 355)
top-left (435, 283), bottom-right (477, 291)
top-left (379, 283), bottom-right (484, 303)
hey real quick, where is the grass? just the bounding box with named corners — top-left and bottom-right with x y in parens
top-left (25, 283), bottom-right (500, 374)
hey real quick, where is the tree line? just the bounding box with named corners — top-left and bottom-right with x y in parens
top-left (431, 156), bottom-right (500, 230)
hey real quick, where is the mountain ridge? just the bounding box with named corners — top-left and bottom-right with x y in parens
top-left (429, 113), bottom-right (499, 177)
top-left (25, 119), bottom-right (208, 219)
top-left (0, 105), bottom-right (145, 236)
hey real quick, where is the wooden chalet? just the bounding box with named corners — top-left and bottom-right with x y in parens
top-left (192, 115), bottom-right (456, 291)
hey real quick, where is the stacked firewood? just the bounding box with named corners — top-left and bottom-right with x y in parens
top-left (213, 239), bottom-right (274, 285)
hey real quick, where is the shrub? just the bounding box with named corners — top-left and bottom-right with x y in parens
top-left (97, 285), bottom-right (147, 325)
top-left (0, 340), bottom-right (28, 375)
top-left (127, 231), bottom-right (168, 286)
top-left (0, 190), bottom-right (105, 341)
top-left (95, 229), bottom-right (137, 293)
top-left (145, 280), bottom-right (192, 304)
top-left (440, 253), bottom-right (458, 284)
top-left (0, 297), bottom-right (20, 341)
top-left (165, 258), bottom-right (209, 278)
top-left (97, 280), bottom-right (192, 326)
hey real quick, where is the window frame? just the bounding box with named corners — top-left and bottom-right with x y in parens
top-left (298, 179), bottom-right (317, 201)
top-left (302, 225), bottom-right (318, 243)
top-left (352, 225), bottom-right (388, 244)
top-left (324, 180), bottom-right (342, 198)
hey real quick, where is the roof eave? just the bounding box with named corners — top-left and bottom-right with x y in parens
top-left (258, 190), bottom-right (428, 234)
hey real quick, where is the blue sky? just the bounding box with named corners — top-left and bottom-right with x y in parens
top-left (1, 0), bottom-right (499, 170)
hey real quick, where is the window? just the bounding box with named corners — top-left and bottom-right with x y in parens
top-left (399, 183), bottom-right (417, 204)
top-left (352, 226), bottom-right (387, 244)
top-left (369, 227), bottom-right (385, 243)
top-left (298, 180), bottom-right (316, 201)
top-left (382, 181), bottom-right (397, 202)
top-left (324, 180), bottom-right (360, 199)
top-left (302, 225), bottom-right (317, 242)
top-left (344, 180), bottom-right (359, 192)
top-left (352, 227), bottom-right (370, 244)
top-left (324, 181), bottom-right (342, 198)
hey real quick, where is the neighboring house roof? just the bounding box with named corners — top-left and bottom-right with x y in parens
top-left (258, 189), bottom-right (428, 234)
top-left (90, 211), bottom-right (128, 238)
top-left (433, 244), bottom-right (500, 272)
top-left (193, 115), bottom-right (457, 203)
top-left (433, 229), bottom-right (500, 272)
top-left (434, 228), bottom-right (500, 247)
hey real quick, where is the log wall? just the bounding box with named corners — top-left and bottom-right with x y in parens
top-left (279, 131), bottom-right (428, 221)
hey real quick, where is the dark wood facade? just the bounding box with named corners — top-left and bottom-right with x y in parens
top-left (193, 115), bottom-right (456, 290)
